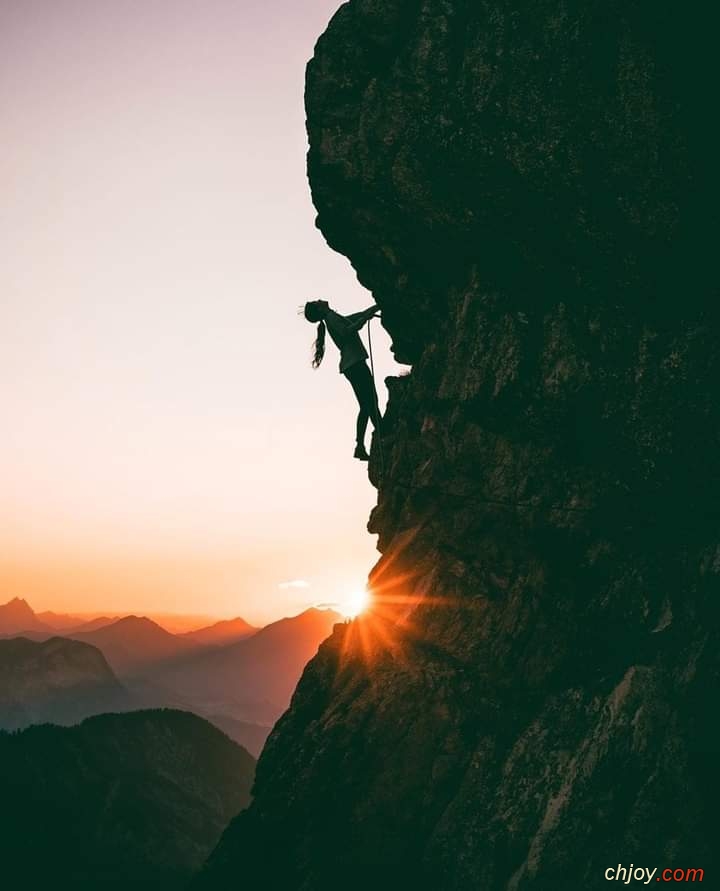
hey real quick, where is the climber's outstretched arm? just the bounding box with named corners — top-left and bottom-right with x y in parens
top-left (345, 304), bottom-right (380, 332)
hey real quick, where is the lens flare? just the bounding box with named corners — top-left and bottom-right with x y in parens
top-left (342, 588), bottom-right (370, 619)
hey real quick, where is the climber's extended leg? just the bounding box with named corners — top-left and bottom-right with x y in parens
top-left (344, 361), bottom-right (381, 460)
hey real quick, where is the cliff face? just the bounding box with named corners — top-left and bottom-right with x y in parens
top-left (199, 2), bottom-right (719, 888)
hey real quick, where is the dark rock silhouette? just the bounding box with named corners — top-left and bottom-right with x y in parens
top-left (196, 1), bottom-right (719, 889)
top-left (0, 709), bottom-right (255, 891)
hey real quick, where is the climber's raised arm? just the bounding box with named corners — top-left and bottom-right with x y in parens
top-left (345, 304), bottom-right (379, 332)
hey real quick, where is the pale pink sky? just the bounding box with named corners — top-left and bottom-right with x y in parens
top-left (0, 0), bottom-right (404, 625)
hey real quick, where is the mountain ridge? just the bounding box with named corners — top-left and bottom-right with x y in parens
top-left (1, 709), bottom-right (255, 890)
top-left (71, 614), bottom-right (198, 675)
top-left (0, 602), bottom-right (341, 755)
top-left (178, 616), bottom-right (257, 646)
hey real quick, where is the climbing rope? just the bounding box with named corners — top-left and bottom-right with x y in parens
top-left (366, 317), bottom-right (386, 479)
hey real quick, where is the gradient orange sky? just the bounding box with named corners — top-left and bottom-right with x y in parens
top-left (0, 0), bottom-right (405, 625)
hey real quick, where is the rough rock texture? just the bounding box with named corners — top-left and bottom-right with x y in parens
top-left (198, 2), bottom-right (719, 888)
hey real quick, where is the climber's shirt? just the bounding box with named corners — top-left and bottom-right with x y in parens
top-left (324, 307), bottom-right (376, 374)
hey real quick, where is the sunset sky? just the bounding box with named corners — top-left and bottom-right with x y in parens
top-left (0, 0), bottom-right (404, 625)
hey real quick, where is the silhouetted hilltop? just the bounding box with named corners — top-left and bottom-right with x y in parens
top-left (69, 614), bottom-right (117, 633)
top-left (72, 614), bottom-right (198, 674)
top-left (179, 616), bottom-right (257, 647)
top-left (0, 709), bottom-right (255, 891)
top-left (0, 597), bottom-right (51, 634)
top-left (196, 1), bottom-right (719, 888)
top-left (120, 676), bottom-right (274, 759)
top-left (0, 636), bottom-right (127, 730)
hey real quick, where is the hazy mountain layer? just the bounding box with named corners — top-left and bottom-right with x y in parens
top-left (0, 605), bottom-right (339, 757)
top-left (0, 636), bottom-right (128, 730)
top-left (0, 597), bottom-right (51, 634)
top-left (150, 608), bottom-right (343, 723)
top-left (179, 617), bottom-right (257, 646)
top-left (71, 615), bottom-right (199, 674)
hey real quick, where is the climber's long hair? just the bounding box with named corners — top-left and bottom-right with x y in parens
top-left (303, 300), bottom-right (326, 368)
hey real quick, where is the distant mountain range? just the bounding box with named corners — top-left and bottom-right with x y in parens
top-left (0, 709), bottom-right (255, 890)
top-left (0, 597), bottom-right (343, 757)
top-left (0, 598), bottom-right (259, 672)
top-left (0, 635), bottom-right (272, 758)
top-left (0, 597), bottom-right (256, 642)
top-left (152, 608), bottom-right (344, 718)
top-left (35, 609), bottom-right (83, 630)
top-left (72, 615), bottom-right (198, 673)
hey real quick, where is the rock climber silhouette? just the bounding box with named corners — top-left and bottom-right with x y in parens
top-left (303, 299), bottom-right (381, 461)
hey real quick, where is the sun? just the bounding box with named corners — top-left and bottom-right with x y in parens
top-left (341, 588), bottom-right (370, 619)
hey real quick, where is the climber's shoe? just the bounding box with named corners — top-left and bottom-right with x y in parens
top-left (354, 444), bottom-right (370, 461)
